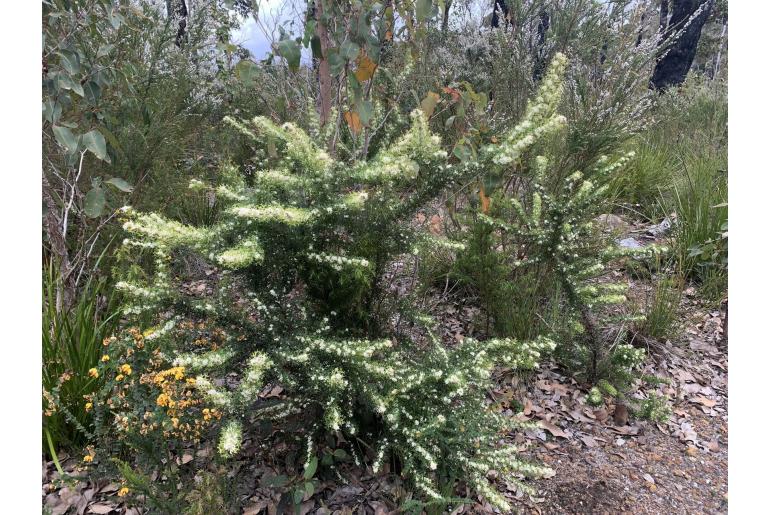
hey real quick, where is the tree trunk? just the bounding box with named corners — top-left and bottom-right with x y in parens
top-left (314, 1), bottom-right (333, 129)
top-left (441, 0), bottom-right (452, 33)
top-left (173, 0), bottom-right (189, 48)
top-left (650, 0), bottom-right (714, 91)
top-left (659, 0), bottom-right (669, 34)
top-left (42, 173), bottom-right (74, 312)
top-left (532, 10), bottom-right (550, 81)
top-left (491, 0), bottom-right (509, 29)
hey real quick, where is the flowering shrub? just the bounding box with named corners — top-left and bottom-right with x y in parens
top-left (100, 107), bottom-right (555, 510)
top-left (442, 53), bottom-right (666, 406)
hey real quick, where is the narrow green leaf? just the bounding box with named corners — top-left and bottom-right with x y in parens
top-left (106, 177), bottom-right (133, 192)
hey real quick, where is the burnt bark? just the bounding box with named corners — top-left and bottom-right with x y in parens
top-left (442, 0), bottom-right (453, 33)
top-left (650, 0), bottom-right (714, 91)
top-left (169, 0), bottom-right (188, 48)
top-left (659, 0), bottom-right (669, 33)
top-left (532, 10), bottom-right (551, 81)
top-left (491, 0), bottom-right (509, 29)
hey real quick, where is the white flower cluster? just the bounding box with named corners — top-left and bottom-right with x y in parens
top-left (217, 419), bottom-right (243, 458)
top-left (231, 205), bottom-right (312, 225)
top-left (486, 53), bottom-right (569, 166)
top-left (237, 352), bottom-right (273, 402)
top-left (307, 252), bottom-right (372, 272)
top-left (216, 238), bottom-right (264, 269)
top-left (173, 348), bottom-right (236, 371)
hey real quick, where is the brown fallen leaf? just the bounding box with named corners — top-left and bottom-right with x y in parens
top-left (540, 421), bottom-right (569, 438)
top-left (87, 504), bottom-right (114, 514)
top-left (580, 434), bottom-right (599, 448)
top-left (691, 395), bottom-right (717, 407)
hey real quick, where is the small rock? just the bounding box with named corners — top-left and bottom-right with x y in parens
top-left (617, 237), bottom-right (643, 249)
top-left (646, 216), bottom-right (674, 237)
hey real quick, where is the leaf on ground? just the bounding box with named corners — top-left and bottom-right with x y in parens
top-left (580, 434), bottom-right (599, 448)
top-left (540, 421), bottom-right (569, 438)
top-left (87, 504), bottom-right (114, 514)
top-left (691, 396), bottom-right (717, 407)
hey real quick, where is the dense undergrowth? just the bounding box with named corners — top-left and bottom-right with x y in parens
top-left (42, 0), bottom-right (727, 512)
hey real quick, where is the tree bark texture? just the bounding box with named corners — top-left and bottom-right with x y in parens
top-left (650, 0), bottom-right (714, 91)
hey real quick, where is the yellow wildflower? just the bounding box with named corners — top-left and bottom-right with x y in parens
top-left (117, 487), bottom-right (129, 497)
top-left (83, 455), bottom-right (93, 463)
top-left (88, 368), bottom-right (99, 379)
top-left (120, 364), bottom-right (132, 375)
top-left (101, 355), bottom-right (110, 362)
top-left (156, 393), bottom-right (171, 407)
top-left (116, 374), bottom-right (124, 382)
top-left (85, 402), bottom-right (93, 412)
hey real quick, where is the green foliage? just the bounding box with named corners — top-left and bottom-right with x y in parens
top-left (635, 393), bottom-right (672, 424)
top-left (636, 272), bottom-right (684, 341)
top-left (98, 110), bottom-right (555, 511)
top-left (42, 259), bottom-right (120, 455)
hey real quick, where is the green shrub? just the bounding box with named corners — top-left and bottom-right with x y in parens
top-left (95, 108), bottom-right (557, 511)
top-left (636, 271), bottom-right (684, 341)
top-left (42, 260), bottom-right (120, 455)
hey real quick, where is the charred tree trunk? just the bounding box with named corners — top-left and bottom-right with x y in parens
top-left (650, 0), bottom-right (714, 91)
top-left (442, 0), bottom-right (453, 33)
top-left (532, 10), bottom-right (551, 81)
top-left (491, 0), bottom-right (509, 29)
top-left (659, 0), bottom-right (669, 33)
top-left (168, 0), bottom-right (188, 48)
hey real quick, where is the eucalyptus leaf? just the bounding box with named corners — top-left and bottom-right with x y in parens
top-left (340, 41), bottom-right (360, 61)
top-left (58, 50), bottom-right (80, 75)
top-left (52, 125), bottom-right (78, 153)
top-left (83, 81), bottom-right (101, 104)
top-left (82, 130), bottom-right (109, 162)
top-left (310, 35), bottom-right (323, 59)
top-left (276, 39), bottom-right (301, 72)
top-left (106, 177), bottom-right (133, 192)
top-left (416, 0), bottom-right (433, 22)
top-left (235, 60), bottom-right (259, 85)
top-left (97, 44), bottom-right (114, 58)
top-left (84, 187), bottom-right (106, 218)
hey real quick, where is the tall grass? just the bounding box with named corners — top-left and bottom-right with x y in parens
top-left (42, 260), bottom-right (120, 455)
top-left (613, 78), bottom-right (727, 298)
